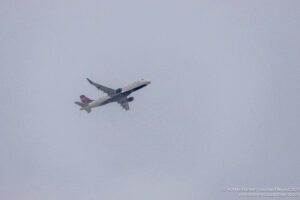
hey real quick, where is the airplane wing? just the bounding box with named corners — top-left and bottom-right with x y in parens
top-left (118, 97), bottom-right (130, 110)
top-left (87, 78), bottom-right (116, 96)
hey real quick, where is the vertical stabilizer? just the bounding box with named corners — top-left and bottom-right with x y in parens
top-left (80, 95), bottom-right (93, 104)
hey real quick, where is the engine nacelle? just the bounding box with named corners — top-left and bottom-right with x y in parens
top-left (115, 88), bottom-right (122, 94)
top-left (127, 97), bottom-right (134, 102)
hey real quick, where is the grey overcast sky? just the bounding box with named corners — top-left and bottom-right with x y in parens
top-left (0, 0), bottom-right (299, 199)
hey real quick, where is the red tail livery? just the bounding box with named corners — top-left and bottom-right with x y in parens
top-left (80, 95), bottom-right (93, 104)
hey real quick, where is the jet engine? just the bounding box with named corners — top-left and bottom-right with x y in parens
top-left (115, 88), bottom-right (122, 94)
top-left (127, 97), bottom-right (134, 102)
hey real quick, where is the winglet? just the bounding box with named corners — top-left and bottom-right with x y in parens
top-left (87, 78), bottom-right (93, 84)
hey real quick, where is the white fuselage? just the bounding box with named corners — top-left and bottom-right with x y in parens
top-left (86, 79), bottom-right (151, 109)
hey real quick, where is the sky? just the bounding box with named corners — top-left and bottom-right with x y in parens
top-left (0, 0), bottom-right (299, 199)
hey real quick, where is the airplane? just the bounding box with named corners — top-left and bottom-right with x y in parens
top-left (75, 78), bottom-right (151, 113)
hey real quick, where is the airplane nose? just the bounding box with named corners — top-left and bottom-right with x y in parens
top-left (146, 80), bottom-right (151, 85)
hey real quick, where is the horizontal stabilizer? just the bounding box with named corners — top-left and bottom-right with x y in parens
top-left (80, 106), bottom-right (91, 113)
top-left (74, 102), bottom-right (91, 113)
top-left (75, 101), bottom-right (87, 107)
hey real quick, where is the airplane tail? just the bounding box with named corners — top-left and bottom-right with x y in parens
top-left (80, 95), bottom-right (93, 104)
top-left (80, 106), bottom-right (91, 113)
top-left (75, 95), bottom-right (93, 113)
top-left (74, 102), bottom-right (92, 113)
